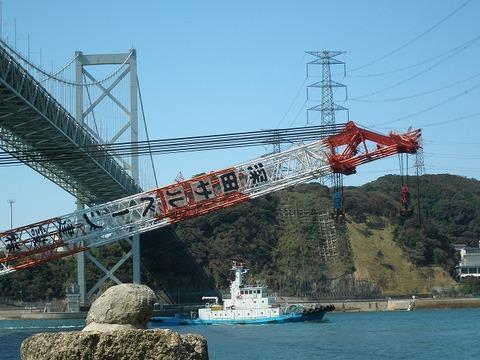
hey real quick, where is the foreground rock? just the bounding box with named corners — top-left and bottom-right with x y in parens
top-left (20, 284), bottom-right (209, 359)
top-left (21, 328), bottom-right (208, 360)
top-left (84, 283), bottom-right (156, 331)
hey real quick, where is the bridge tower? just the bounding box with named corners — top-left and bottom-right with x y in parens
top-left (74, 50), bottom-right (141, 306)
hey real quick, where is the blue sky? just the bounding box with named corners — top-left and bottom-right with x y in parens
top-left (1, 0), bottom-right (479, 229)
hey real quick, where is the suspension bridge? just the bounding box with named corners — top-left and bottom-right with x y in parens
top-left (0, 44), bottom-right (142, 204)
top-left (0, 40), bottom-right (150, 304)
top-left (0, 40), bottom-right (350, 306)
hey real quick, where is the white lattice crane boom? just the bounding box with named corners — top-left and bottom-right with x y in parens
top-left (0, 122), bottom-right (421, 275)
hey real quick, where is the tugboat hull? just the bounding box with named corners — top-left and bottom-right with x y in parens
top-left (150, 306), bottom-right (333, 325)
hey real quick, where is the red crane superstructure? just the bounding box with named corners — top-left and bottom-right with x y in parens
top-left (0, 121), bottom-right (421, 275)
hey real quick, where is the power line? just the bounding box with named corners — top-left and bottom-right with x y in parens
top-left (0, 123), bottom-right (345, 167)
top-left (425, 165), bottom-right (480, 171)
top-left (348, 35), bottom-right (479, 78)
top-left (424, 139), bottom-right (480, 146)
top-left (276, 77), bottom-right (308, 128)
top-left (350, 35), bottom-right (480, 100)
top-left (274, 53), bottom-right (310, 131)
top-left (421, 112), bottom-right (480, 128)
top-left (373, 81), bottom-right (480, 126)
top-left (350, 71), bottom-right (480, 103)
top-left (423, 152), bottom-right (480, 160)
top-left (349, 0), bottom-right (473, 72)
top-left (289, 99), bottom-right (308, 126)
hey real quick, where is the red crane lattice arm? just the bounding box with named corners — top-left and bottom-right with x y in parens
top-left (0, 122), bottom-right (421, 275)
top-left (323, 121), bottom-right (421, 175)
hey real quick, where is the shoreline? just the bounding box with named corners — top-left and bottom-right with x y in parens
top-left (286, 296), bottom-right (480, 312)
top-left (2, 296), bottom-right (480, 320)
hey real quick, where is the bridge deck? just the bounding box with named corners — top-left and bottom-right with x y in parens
top-left (0, 44), bottom-right (141, 205)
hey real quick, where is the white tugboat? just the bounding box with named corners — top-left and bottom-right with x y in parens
top-left (151, 260), bottom-right (334, 325)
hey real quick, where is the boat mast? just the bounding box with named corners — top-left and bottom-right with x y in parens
top-left (232, 260), bottom-right (247, 288)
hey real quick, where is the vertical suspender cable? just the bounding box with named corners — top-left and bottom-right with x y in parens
top-left (136, 75), bottom-right (158, 188)
top-left (84, 74), bottom-right (101, 137)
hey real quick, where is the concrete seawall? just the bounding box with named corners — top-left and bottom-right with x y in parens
top-left (2, 297), bottom-right (480, 319)
top-left (0, 310), bottom-right (86, 320)
top-left (282, 296), bottom-right (480, 312)
top-left (325, 297), bottom-right (480, 311)
top-left (415, 297), bottom-right (480, 309)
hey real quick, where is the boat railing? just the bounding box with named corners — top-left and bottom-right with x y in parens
top-left (201, 296), bottom-right (219, 305)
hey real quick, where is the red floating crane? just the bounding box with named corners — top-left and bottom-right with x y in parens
top-left (0, 121), bottom-right (421, 275)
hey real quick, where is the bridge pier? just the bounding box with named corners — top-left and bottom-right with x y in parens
top-left (133, 234), bottom-right (141, 284)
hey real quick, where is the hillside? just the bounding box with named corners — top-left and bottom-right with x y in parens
top-left (348, 221), bottom-right (455, 295)
top-left (151, 174), bottom-right (477, 298)
top-left (170, 174), bottom-right (478, 297)
top-left (0, 174), bottom-right (478, 302)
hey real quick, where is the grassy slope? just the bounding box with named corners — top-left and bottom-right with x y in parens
top-left (348, 220), bottom-right (455, 295)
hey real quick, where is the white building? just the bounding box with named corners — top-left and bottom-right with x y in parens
top-left (455, 243), bottom-right (480, 279)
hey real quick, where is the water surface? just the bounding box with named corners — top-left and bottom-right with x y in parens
top-left (1, 309), bottom-right (478, 359)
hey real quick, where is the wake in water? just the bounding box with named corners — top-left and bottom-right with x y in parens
top-left (2, 324), bottom-right (83, 331)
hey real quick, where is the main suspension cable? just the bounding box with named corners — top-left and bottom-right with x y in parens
top-left (0, 39), bottom-right (133, 87)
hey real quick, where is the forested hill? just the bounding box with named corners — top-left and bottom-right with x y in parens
top-left (0, 174), bottom-right (479, 301)
top-left (348, 174), bottom-right (480, 246)
top-left (345, 174), bottom-right (480, 265)
top-left (163, 174), bottom-right (478, 297)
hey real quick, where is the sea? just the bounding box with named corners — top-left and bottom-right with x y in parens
top-left (1, 308), bottom-right (479, 360)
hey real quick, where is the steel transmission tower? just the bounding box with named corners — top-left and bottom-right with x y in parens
top-left (306, 51), bottom-right (348, 219)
